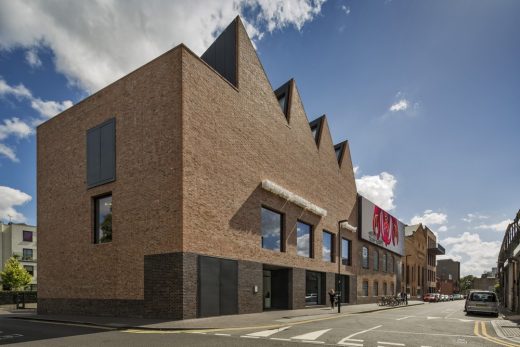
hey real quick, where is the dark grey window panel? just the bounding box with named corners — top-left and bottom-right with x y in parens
top-left (87, 118), bottom-right (115, 188)
top-left (201, 19), bottom-right (237, 86)
top-left (219, 259), bottom-right (238, 315)
top-left (274, 81), bottom-right (291, 117)
top-left (309, 116), bottom-right (325, 146)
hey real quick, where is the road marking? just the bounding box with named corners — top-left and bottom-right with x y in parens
top-left (340, 325), bottom-right (382, 342)
top-left (426, 316), bottom-right (441, 320)
top-left (241, 335), bottom-right (260, 338)
top-left (214, 333), bottom-right (231, 336)
top-left (246, 326), bottom-right (291, 337)
top-left (271, 337), bottom-right (291, 341)
top-left (378, 342), bottom-right (405, 346)
top-left (377, 330), bottom-right (476, 338)
top-left (301, 341), bottom-right (325, 344)
top-left (291, 329), bottom-right (331, 340)
top-left (396, 316), bottom-right (412, 321)
top-left (339, 343), bottom-right (363, 347)
top-left (474, 320), bottom-right (520, 347)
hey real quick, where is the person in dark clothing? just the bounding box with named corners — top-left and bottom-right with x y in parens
top-left (328, 289), bottom-right (336, 309)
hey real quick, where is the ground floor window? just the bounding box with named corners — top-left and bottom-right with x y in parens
top-left (373, 281), bottom-right (379, 296)
top-left (362, 280), bottom-right (369, 296)
top-left (390, 283), bottom-right (394, 295)
top-left (306, 271), bottom-right (324, 305)
top-left (383, 282), bottom-right (387, 295)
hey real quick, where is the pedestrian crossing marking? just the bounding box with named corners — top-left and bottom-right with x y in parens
top-left (291, 328), bottom-right (332, 340)
top-left (246, 326), bottom-right (291, 337)
top-left (378, 342), bottom-right (405, 346)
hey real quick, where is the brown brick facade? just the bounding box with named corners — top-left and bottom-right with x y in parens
top-left (37, 17), bottom-right (400, 318)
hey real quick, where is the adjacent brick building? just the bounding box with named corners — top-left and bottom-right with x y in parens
top-left (404, 224), bottom-right (444, 297)
top-left (37, 17), bottom-right (406, 318)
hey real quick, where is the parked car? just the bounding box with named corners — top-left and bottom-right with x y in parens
top-left (433, 293), bottom-right (441, 302)
top-left (423, 293), bottom-right (436, 302)
top-left (465, 291), bottom-right (499, 317)
top-left (453, 294), bottom-right (463, 300)
top-left (449, 295), bottom-right (454, 301)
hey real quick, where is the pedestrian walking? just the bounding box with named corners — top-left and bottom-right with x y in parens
top-left (328, 289), bottom-right (336, 309)
top-left (404, 292), bottom-right (408, 305)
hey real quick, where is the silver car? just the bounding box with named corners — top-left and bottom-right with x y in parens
top-left (465, 291), bottom-right (499, 317)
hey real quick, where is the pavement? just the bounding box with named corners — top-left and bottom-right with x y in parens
top-left (1, 301), bottom-right (424, 331)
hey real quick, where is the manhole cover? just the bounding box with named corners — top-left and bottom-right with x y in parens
top-left (456, 338), bottom-right (467, 344)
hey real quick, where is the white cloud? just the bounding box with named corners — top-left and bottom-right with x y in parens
top-left (475, 219), bottom-right (512, 232)
top-left (0, 185), bottom-right (32, 222)
top-left (389, 99), bottom-right (409, 112)
top-left (353, 166), bottom-right (359, 175)
top-left (356, 172), bottom-right (397, 210)
top-left (438, 225), bottom-right (448, 232)
top-left (0, 78), bottom-right (32, 99)
top-left (440, 232), bottom-right (500, 277)
top-left (0, 0), bottom-right (325, 93)
top-left (25, 49), bottom-right (42, 68)
top-left (0, 117), bottom-right (33, 141)
top-left (462, 212), bottom-right (489, 223)
top-left (341, 5), bottom-right (351, 15)
top-left (31, 99), bottom-right (73, 119)
top-left (0, 143), bottom-right (18, 162)
top-left (410, 210), bottom-right (447, 226)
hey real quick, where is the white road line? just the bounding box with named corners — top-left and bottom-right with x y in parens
top-left (291, 329), bottom-right (331, 340)
top-left (378, 342), bottom-right (405, 346)
top-left (241, 335), bottom-right (260, 339)
top-left (214, 333), bottom-right (231, 336)
top-left (302, 341), bottom-right (325, 344)
top-left (271, 337), bottom-right (291, 341)
top-left (396, 316), bottom-right (412, 321)
top-left (246, 326), bottom-right (291, 337)
top-left (190, 332), bottom-right (207, 334)
top-left (426, 316), bottom-right (441, 320)
top-left (338, 325), bottom-right (382, 344)
top-left (339, 342), bottom-right (363, 347)
top-left (377, 330), bottom-right (477, 338)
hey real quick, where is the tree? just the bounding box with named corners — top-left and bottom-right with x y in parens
top-left (0, 256), bottom-right (32, 291)
top-left (460, 275), bottom-right (475, 293)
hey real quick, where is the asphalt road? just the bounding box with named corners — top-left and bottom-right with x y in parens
top-left (0, 300), bottom-right (516, 346)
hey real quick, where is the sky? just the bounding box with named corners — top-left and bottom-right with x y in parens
top-left (0, 0), bottom-right (518, 277)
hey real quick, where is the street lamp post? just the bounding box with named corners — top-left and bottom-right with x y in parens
top-left (337, 219), bottom-right (349, 313)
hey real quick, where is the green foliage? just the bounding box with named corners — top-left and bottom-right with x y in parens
top-left (100, 213), bottom-right (112, 243)
top-left (0, 256), bottom-right (32, 291)
top-left (494, 282), bottom-right (500, 294)
top-left (460, 275), bottom-right (476, 292)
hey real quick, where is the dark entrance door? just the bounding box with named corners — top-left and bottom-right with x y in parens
top-left (263, 266), bottom-right (289, 310)
top-left (199, 256), bottom-right (238, 317)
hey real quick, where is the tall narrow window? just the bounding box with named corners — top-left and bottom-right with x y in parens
top-left (297, 221), bottom-right (312, 258)
top-left (374, 250), bottom-right (379, 271)
top-left (383, 282), bottom-right (387, 295)
top-left (389, 255), bottom-right (394, 273)
top-left (382, 253), bottom-right (387, 272)
top-left (277, 93), bottom-right (287, 112)
top-left (261, 207), bottom-right (283, 251)
top-left (94, 194), bottom-right (112, 243)
top-left (322, 231), bottom-right (333, 262)
top-left (341, 238), bottom-right (351, 265)
top-left (362, 281), bottom-right (369, 296)
top-left (87, 118), bottom-right (116, 188)
top-left (373, 281), bottom-right (379, 296)
top-left (362, 246), bottom-right (369, 269)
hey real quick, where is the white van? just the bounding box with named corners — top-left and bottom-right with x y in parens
top-left (465, 291), bottom-right (499, 317)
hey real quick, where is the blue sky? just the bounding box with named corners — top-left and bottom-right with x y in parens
top-left (0, 0), bottom-right (518, 276)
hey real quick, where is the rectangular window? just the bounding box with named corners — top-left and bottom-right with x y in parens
top-left (362, 281), bottom-right (369, 296)
top-left (390, 283), bottom-right (395, 295)
top-left (373, 281), bottom-right (379, 297)
top-left (341, 238), bottom-right (351, 265)
top-left (94, 194), bottom-right (112, 243)
top-left (382, 253), bottom-right (387, 272)
top-left (389, 255), bottom-right (394, 273)
top-left (24, 265), bottom-right (34, 276)
top-left (261, 207), bottom-right (283, 251)
top-left (87, 118), bottom-right (116, 188)
top-left (383, 282), bottom-right (387, 295)
top-left (297, 221), bottom-right (312, 258)
top-left (22, 248), bottom-right (33, 261)
top-left (362, 246), bottom-right (369, 269)
top-left (322, 231), bottom-right (333, 262)
top-left (23, 231), bottom-right (33, 242)
top-left (374, 250), bottom-right (379, 271)
top-left (306, 271), bottom-right (324, 305)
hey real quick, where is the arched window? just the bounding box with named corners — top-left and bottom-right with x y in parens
top-left (374, 250), bottom-right (379, 271)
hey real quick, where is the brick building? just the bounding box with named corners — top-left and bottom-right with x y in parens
top-left (0, 223), bottom-right (37, 290)
top-left (37, 17), bottom-right (404, 318)
top-left (403, 224), bottom-right (444, 296)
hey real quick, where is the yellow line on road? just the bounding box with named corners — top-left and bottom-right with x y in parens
top-left (474, 320), bottom-right (520, 347)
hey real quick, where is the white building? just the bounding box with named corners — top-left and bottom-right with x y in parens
top-left (0, 223), bottom-right (37, 290)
